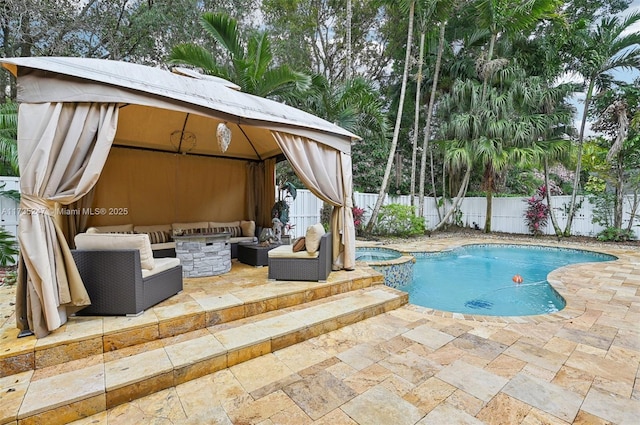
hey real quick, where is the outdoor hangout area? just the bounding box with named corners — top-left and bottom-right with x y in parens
top-left (0, 233), bottom-right (638, 424)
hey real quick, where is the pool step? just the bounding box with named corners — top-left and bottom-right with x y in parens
top-left (1, 285), bottom-right (408, 424)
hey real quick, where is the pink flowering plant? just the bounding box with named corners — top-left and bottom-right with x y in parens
top-left (352, 206), bottom-right (366, 233)
top-left (524, 185), bottom-right (550, 236)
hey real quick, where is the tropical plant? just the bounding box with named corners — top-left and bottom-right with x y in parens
top-left (271, 180), bottom-right (297, 227)
top-left (169, 12), bottom-right (311, 100)
top-left (372, 203), bottom-right (425, 237)
top-left (596, 226), bottom-right (636, 242)
top-left (524, 185), bottom-right (550, 236)
top-left (297, 75), bottom-right (389, 192)
top-left (0, 101), bottom-right (18, 176)
top-left (563, 11), bottom-right (640, 236)
top-left (0, 226), bottom-right (18, 267)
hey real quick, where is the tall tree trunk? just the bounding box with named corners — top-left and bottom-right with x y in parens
top-left (544, 157), bottom-right (562, 237)
top-left (366, 1), bottom-right (415, 232)
top-left (485, 186), bottom-right (493, 232)
top-left (433, 166), bottom-right (471, 231)
top-left (410, 31), bottom-right (425, 207)
top-left (419, 22), bottom-right (445, 217)
top-left (346, 0), bottom-right (352, 80)
top-left (564, 78), bottom-right (595, 236)
top-left (431, 148), bottom-right (442, 221)
top-left (626, 189), bottom-right (639, 232)
top-left (615, 161), bottom-right (624, 228)
top-left (483, 165), bottom-right (494, 232)
top-left (481, 33), bottom-right (496, 101)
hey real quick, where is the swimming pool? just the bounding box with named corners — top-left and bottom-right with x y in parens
top-left (400, 244), bottom-right (616, 316)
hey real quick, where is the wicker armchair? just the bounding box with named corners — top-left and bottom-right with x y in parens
top-left (71, 249), bottom-right (183, 316)
top-left (267, 232), bottom-right (332, 282)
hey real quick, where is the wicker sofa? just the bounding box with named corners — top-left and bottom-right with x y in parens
top-left (72, 233), bottom-right (183, 316)
top-left (86, 220), bottom-right (258, 258)
top-left (267, 232), bottom-right (332, 282)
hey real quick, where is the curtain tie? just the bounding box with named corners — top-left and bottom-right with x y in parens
top-left (20, 194), bottom-right (56, 217)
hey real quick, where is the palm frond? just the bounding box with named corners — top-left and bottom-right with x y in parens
top-left (200, 12), bottom-right (244, 60)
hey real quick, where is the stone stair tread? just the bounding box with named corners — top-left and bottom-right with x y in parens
top-left (4, 285), bottom-right (406, 424)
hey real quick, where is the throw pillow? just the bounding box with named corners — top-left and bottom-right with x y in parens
top-left (240, 220), bottom-right (256, 237)
top-left (292, 237), bottom-right (306, 252)
top-left (305, 223), bottom-right (325, 254)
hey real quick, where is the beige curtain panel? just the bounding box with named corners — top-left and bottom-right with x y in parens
top-left (272, 131), bottom-right (356, 270)
top-left (16, 102), bottom-right (119, 338)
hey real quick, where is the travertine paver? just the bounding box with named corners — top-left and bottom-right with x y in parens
top-left (3, 234), bottom-right (640, 424)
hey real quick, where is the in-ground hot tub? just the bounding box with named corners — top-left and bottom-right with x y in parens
top-left (355, 246), bottom-right (414, 288)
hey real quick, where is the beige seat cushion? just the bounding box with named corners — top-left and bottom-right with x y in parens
top-left (305, 223), bottom-right (325, 254)
top-left (142, 257), bottom-right (180, 278)
top-left (75, 233), bottom-right (155, 270)
top-left (268, 244), bottom-right (319, 259)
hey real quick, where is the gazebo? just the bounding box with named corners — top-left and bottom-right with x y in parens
top-left (1, 57), bottom-right (359, 337)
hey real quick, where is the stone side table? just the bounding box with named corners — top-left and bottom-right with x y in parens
top-left (174, 233), bottom-right (231, 277)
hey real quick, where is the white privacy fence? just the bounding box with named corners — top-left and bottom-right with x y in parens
top-left (0, 177), bottom-right (19, 239)
top-left (288, 190), bottom-right (640, 239)
top-left (2, 175), bottom-right (638, 239)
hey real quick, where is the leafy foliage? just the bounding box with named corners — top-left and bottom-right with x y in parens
top-left (0, 226), bottom-right (18, 267)
top-left (169, 12), bottom-right (311, 100)
top-left (523, 185), bottom-right (550, 236)
top-left (372, 204), bottom-right (425, 237)
top-left (596, 227), bottom-right (636, 242)
top-left (0, 101), bottom-right (18, 176)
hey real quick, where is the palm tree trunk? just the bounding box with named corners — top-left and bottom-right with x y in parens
top-left (615, 160), bottom-right (624, 228)
top-left (346, 0), bottom-right (352, 80)
top-left (419, 22), bottom-right (445, 217)
top-left (626, 189), bottom-right (639, 232)
top-left (544, 157), bottom-right (562, 237)
top-left (564, 78), bottom-right (595, 236)
top-left (410, 31), bottom-right (425, 207)
top-left (366, 1), bottom-right (415, 232)
top-left (485, 186), bottom-right (493, 233)
top-left (433, 165), bottom-right (471, 231)
top-left (430, 148), bottom-right (442, 221)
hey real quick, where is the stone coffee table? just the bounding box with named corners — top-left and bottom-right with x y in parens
top-left (174, 232), bottom-right (231, 277)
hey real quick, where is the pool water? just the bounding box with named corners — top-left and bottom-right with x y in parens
top-left (355, 247), bottom-right (402, 262)
top-left (400, 245), bottom-right (615, 316)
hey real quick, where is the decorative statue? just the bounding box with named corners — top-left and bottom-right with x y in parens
top-left (271, 217), bottom-right (283, 243)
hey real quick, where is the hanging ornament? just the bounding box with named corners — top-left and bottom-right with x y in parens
top-left (216, 122), bottom-right (232, 153)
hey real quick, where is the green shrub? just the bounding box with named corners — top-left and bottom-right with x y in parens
top-left (596, 227), bottom-right (636, 242)
top-left (372, 204), bottom-right (425, 237)
top-left (0, 227), bottom-right (18, 267)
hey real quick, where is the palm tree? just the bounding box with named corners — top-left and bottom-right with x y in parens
top-left (474, 0), bottom-right (561, 100)
top-left (287, 75), bottom-right (389, 193)
top-left (0, 101), bottom-right (18, 176)
top-left (366, 0), bottom-right (416, 233)
top-left (437, 66), bottom-right (573, 232)
top-left (169, 12), bottom-right (311, 99)
top-left (563, 12), bottom-right (640, 236)
top-left (416, 0), bottom-right (458, 218)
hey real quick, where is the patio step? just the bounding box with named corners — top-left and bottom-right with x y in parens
top-left (0, 268), bottom-right (383, 378)
top-left (1, 285), bottom-right (408, 424)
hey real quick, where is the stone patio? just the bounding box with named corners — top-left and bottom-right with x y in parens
top-left (1, 234), bottom-right (639, 424)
